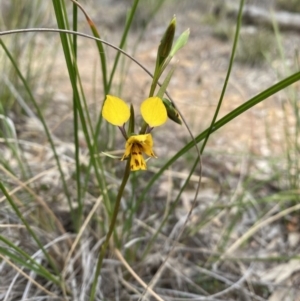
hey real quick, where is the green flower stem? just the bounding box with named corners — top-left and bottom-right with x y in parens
top-left (149, 73), bottom-right (159, 97)
top-left (89, 159), bottom-right (131, 301)
top-left (139, 121), bottom-right (148, 134)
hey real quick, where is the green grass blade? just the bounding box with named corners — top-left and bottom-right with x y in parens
top-left (141, 158), bottom-right (198, 260)
top-left (0, 235), bottom-right (59, 285)
top-left (200, 0), bottom-right (244, 154)
top-left (70, 0), bottom-right (108, 93)
top-left (107, 0), bottom-right (140, 91)
top-left (0, 247), bottom-right (57, 282)
top-left (0, 38), bottom-right (73, 220)
top-left (0, 182), bottom-right (60, 276)
top-left (0, 113), bottom-right (28, 179)
top-left (73, 0), bottom-right (141, 219)
top-left (138, 0), bottom-right (244, 251)
top-left (140, 70), bottom-right (300, 201)
top-left (52, 0), bottom-right (111, 216)
top-left (71, 0), bottom-right (83, 231)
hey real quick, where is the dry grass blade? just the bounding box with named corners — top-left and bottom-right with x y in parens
top-left (0, 163), bottom-right (58, 204)
top-left (0, 224), bottom-right (25, 229)
top-left (114, 249), bottom-right (165, 301)
top-left (222, 202), bottom-right (300, 258)
top-left (62, 195), bottom-right (103, 276)
top-left (0, 254), bottom-right (58, 299)
top-left (0, 164), bottom-right (69, 241)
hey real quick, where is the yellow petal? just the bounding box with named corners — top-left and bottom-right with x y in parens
top-left (121, 143), bottom-right (132, 161)
top-left (121, 135), bottom-right (138, 161)
top-left (102, 95), bottom-right (130, 126)
top-left (125, 134), bottom-right (149, 148)
top-left (140, 134), bottom-right (156, 158)
top-left (140, 97), bottom-right (167, 127)
top-left (127, 134), bottom-right (149, 144)
top-left (121, 134), bottom-right (157, 170)
top-left (124, 134), bottom-right (156, 157)
top-left (121, 134), bottom-right (146, 161)
top-left (130, 144), bottom-right (147, 171)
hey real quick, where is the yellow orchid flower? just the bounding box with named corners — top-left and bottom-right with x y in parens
top-left (121, 134), bottom-right (156, 171)
top-left (102, 95), bottom-right (167, 171)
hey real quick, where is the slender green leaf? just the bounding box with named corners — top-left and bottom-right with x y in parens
top-left (170, 28), bottom-right (190, 58)
top-left (0, 182), bottom-right (60, 276)
top-left (140, 70), bottom-right (300, 202)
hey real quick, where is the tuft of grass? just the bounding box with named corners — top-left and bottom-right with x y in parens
top-left (0, 0), bottom-right (53, 113)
